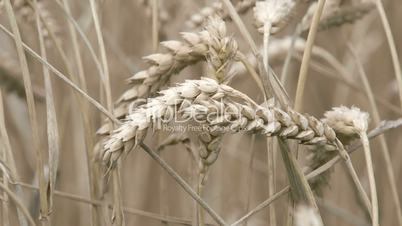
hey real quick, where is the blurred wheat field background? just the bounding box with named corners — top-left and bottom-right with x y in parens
top-left (0, 0), bottom-right (402, 226)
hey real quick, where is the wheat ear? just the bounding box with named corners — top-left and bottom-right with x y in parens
top-left (96, 16), bottom-right (237, 136)
top-left (253, 0), bottom-right (295, 72)
top-left (100, 78), bottom-right (344, 168)
top-left (317, 2), bottom-right (375, 31)
top-left (324, 106), bottom-right (377, 222)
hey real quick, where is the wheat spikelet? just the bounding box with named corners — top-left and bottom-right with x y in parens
top-left (99, 78), bottom-right (341, 168)
top-left (203, 16), bottom-right (238, 83)
top-left (97, 16), bottom-right (238, 135)
top-left (324, 106), bottom-right (369, 143)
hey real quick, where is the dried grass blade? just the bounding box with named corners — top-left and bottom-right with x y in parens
top-left (33, 0), bottom-right (60, 218)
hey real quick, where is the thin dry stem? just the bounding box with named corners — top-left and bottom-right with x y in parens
top-left (16, 181), bottom-right (215, 226)
top-left (33, 0), bottom-right (60, 220)
top-left (360, 133), bottom-right (379, 226)
top-left (375, 0), bottom-right (402, 110)
top-left (294, 0), bottom-right (326, 111)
